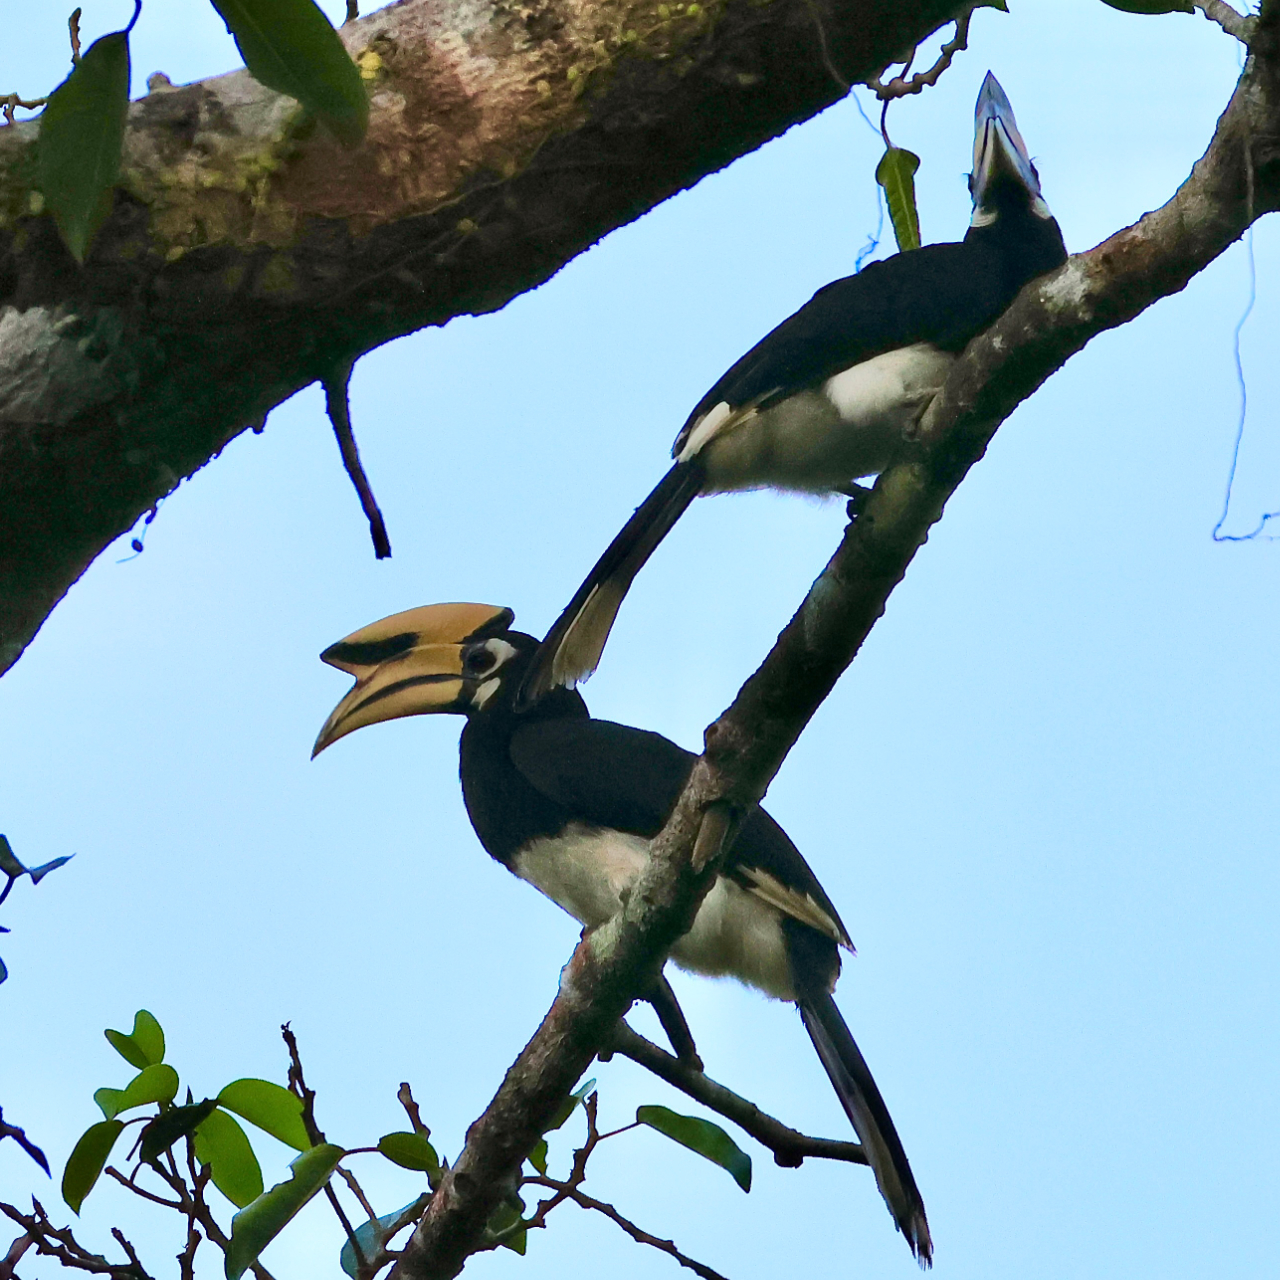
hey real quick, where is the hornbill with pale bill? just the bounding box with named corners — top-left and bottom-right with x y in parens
top-left (518, 72), bottom-right (1067, 708)
top-left (314, 602), bottom-right (933, 1264)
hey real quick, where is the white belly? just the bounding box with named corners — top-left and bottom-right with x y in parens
top-left (512, 823), bottom-right (795, 1000)
top-left (696, 342), bottom-right (954, 495)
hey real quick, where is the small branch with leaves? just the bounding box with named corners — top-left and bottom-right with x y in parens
top-left (2, 1011), bottom-right (767, 1280)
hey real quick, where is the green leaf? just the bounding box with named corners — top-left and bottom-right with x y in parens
top-left (544, 1077), bottom-right (597, 1133)
top-left (338, 1195), bottom-right (428, 1278)
top-left (140, 1099), bottom-right (218, 1164)
top-left (27, 855), bottom-right (74, 883)
top-left (376, 1131), bottom-right (439, 1175)
top-left (484, 1198), bottom-right (526, 1254)
top-left (37, 29), bottom-right (131, 262)
top-left (217, 1079), bottom-right (310, 1152)
top-left (1099, 0), bottom-right (1193, 11)
top-left (527, 1138), bottom-right (548, 1175)
top-left (95, 1064), bottom-right (180, 1120)
top-left (225, 1143), bottom-right (345, 1280)
top-left (0, 835), bottom-right (26, 877)
top-left (62, 1120), bottom-right (123, 1213)
top-left (209, 0), bottom-right (368, 145)
top-left (875, 147), bottom-right (921, 254)
top-left (636, 1105), bottom-right (752, 1193)
top-left (196, 1109), bottom-right (264, 1208)
top-left (94, 1088), bottom-right (124, 1120)
top-left (104, 1010), bottom-right (165, 1069)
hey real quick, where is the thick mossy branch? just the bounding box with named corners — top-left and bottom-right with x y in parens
top-left (386, 7), bottom-right (1280, 1277)
top-left (0, 0), bottom-right (970, 677)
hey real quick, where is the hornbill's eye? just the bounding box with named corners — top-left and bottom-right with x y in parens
top-left (463, 646), bottom-right (497, 676)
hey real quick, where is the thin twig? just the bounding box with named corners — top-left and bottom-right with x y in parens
top-left (1195, 0), bottom-right (1256, 40)
top-left (0, 93), bottom-right (48, 126)
top-left (609, 1023), bottom-right (867, 1168)
top-left (321, 361), bottom-right (392, 560)
top-left (869, 10), bottom-right (971, 101)
top-left (0, 1200), bottom-right (153, 1280)
top-left (0, 1228), bottom-right (34, 1280)
top-left (281, 1024), bottom-right (326, 1145)
top-left (337, 1168), bottom-right (382, 1227)
top-left (535, 1178), bottom-right (730, 1280)
top-left (103, 1167), bottom-right (182, 1210)
top-left (69, 8), bottom-right (82, 62)
top-left (344, 0), bottom-right (359, 22)
top-left (397, 1083), bottom-right (427, 1135)
top-left (324, 1185), bottom-right (367, 1273)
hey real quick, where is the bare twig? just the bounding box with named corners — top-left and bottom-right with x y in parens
top-left (869, 9), bottom-right (972, 100)
top-left (530, 1177), bottom-right (730, 1280)
top-left (103, 1167), bottom-right (181, 1210)
top-left (608, 1023), bottom-right (868, 1169)
top-left (0, 1200), bottom-right (153, 1280)
top-left (397, 1083), bottom-right (427, 1135)
top-left (1196, 0), bottom-right (1256, 41)
top-left (321, 362), bottom-right (392, 560)
top-left (336, 1167), bottom-right (382, 1227)
top-left (517, 1094), bottom-right (728, 1280)
top-left (281, 1024), bottom-right (326, 1145)
top-left (69, 8), bottom-right (82, 62)
top-left (0, 1228), bottom-right (34, 1280)
top-left (0, 94), bottom-right (48, 126)
top-left (345, 0), bottom-right (360, 22)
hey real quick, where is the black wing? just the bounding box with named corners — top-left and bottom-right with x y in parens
top-left (673, 241), bottom-right (1012, 455)
top-left (508, 718), bottom-right (850, 945)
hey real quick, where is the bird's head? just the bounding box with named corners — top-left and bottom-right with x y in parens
top-left (968, 72), bottom-right (1055, 230)
top-left (311, 602), bottom-right (540, 756)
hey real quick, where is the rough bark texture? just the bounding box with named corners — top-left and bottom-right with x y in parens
top-left (0, 0), bottom-right (968, 674)
top-left (388, 6), bottom-right (1280, 1276)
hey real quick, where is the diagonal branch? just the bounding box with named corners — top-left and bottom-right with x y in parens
top-left (388, 7), bottom-right (1280, 1276)
top-left (0, 0), bottom-right (972, 678)
top-left (607, 1022), bottom-right (867, 1168)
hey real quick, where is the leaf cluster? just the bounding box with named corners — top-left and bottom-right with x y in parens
top-left (45, 1013), bottom-right (753, 1280)
top-left (32, 0), bottom-right (368, 263)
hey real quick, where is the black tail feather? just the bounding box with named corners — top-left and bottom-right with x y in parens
top-left (518, 460), bottom-right (705, 708)
top-left (798, 988), bottom-right (932, 1266)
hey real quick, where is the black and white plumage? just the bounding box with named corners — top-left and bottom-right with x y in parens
top-left (313, 602), bottom-right (933, 1264)
top-left (519, 73), bottom-right (1067, 707)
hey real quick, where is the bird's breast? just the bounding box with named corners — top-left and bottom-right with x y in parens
top-left (512, 822), bottom-right (796, 1000)
top-left (700, 342), bottom-right (954, 495)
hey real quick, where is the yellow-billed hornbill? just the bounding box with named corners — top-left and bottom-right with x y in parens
top-left (313, 602), bottom-right (933, 1264)
top-left (518, 73), bottom-right (1067, 708)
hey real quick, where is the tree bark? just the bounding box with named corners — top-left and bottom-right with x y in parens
top-left (388, 5), bottom-right (1280, 1276)
top-left (0, 0), bottom-right (968, 674)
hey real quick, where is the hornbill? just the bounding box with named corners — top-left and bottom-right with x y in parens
top-left (518, 73), bottom-right (1067, 708)
top-left (313, 602), bottom-right (933, 1264)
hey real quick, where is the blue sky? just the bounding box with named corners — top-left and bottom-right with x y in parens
top-left (2, 3), bottom-right (1277, 1278)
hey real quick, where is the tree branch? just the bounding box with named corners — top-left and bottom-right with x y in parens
top-left (0, 0), bottom-right (971, 677)
top-left (1195, 0), bottom-right (1257, 42)
top-left (607, 1022), bottom-right (867, 1167)
top-left (387, 6), bottom-right (1280, 1275)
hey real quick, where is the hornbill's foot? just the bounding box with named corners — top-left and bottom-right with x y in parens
top-left (838, 481), bottom-right (873, 520)
top-left (646, 973), bottom-right (704, 1073)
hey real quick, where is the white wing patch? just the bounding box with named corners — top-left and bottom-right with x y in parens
top-left (676, 400), bottom-right (746, 462)
top-left (740, 866), bottom-right (851, 950)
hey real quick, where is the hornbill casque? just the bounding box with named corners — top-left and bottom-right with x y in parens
top-left (313, 602), bottom-right (934, 1264)
top-left (518, 72), bottom-right (1067, 708)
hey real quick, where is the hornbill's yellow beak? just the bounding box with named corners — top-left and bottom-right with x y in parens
top-left (312, 602), bottom-right (513, 756)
